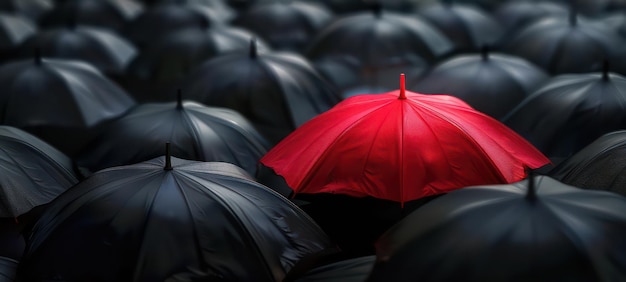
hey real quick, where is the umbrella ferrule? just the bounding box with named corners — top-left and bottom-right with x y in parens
top-left (164, 143), bottom-right (173, 170)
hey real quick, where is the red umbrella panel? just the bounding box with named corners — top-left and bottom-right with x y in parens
top-left (261, 74), bottom-right (550, 204)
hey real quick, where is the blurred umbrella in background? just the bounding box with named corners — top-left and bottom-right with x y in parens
top-left (0, 126), bottom-right (78, 218)
top-left (0, 0), bottom-right (53, 21)
top-left (502, 63), bottom-right (626, 161)
top-left (140, 0), bottom-right (235, 22)
top-left (600, 12), bottom-right (626, 39)
top-left (306, 5), bottom-right (453, 98)
top-left (19, 153), bottom-right (338, 281)
top-left (0, 13), bottom-right (37, 63)
top-left (549, 130), bottom-right (626, 197)
top-left (501, 9), bottom-right (626, 75)
top-left (0, 55), bottom-right (135, 157)
top-left (493, 0), bottom-right (568, 43)
top-left (18, 24), bottom-right (137, 76)
top-left (38, 0), bottom-right (143, 32)
top-left (416, 1), bottom-right (503, 54)
top-left (77, 93), bottom-right (270, 176)
top-left (368, 175), bottom-right (626, 281)
top-left (184, 39), bottom-right (341, 145)
top-left (303, 0), bottom-right (419, 14)
top-left (413, 47), bottom-right (549, 119)
top-left (233, 1), bottom-right (333, 52)
top-left (123, 26), bottom-right (269, 102)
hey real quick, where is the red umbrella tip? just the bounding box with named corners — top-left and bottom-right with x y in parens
top-left (399, 73), bottom-right (407, 99)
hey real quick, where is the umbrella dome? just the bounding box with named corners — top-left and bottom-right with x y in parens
top-left (38, 0), bottom-right (143, 32)
top-left (0, 12), bottom-right (37, 63)
top-left (0, 0), bottom-right (53, 21)
top-left (493, 0), bottom-right (568, 41)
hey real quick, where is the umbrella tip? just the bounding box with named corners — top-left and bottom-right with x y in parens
top-left (164, 142), bottom-right (173, 171)
top-left (603, 59), bottom-right (610, 81)
top-left (176, 89), bottom-right (183, 109)
top-left (34, 47), bottom-right (42, 65)
top-left (481, 45), bottom-right (489, 61)
top-left (525, 167), bottom-right (537, 202)
top-left (249, 37), bottom-right (257, 59)
top-left (372, 2), bottom-right (382, 18)
top-left (399, 73), bottom-right (406, 99)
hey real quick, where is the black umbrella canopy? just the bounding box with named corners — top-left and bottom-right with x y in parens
top-left (19, 155), bottom-right (338, 281)
top-left (413, 48), bottom-right (549, 119)
top-left (0, 0), bottom-right (53, 21)
top-left (501, 10), bottom-right (626, 75)
top-left (232, 1), bottom-right (333, 52)
top-left (123, 26), bottom-right (269, 102)
top-left (123, 1), bottom-right (229, 50)
top-left (0, 56), bottom-right (136, 157)
top-left (38, 0), bottom-right (143, 32)
top-left (368, 175), bottom-right (626, 282)
top-left (550, 130), bottom-right (626, 197)
top-left (502, 66), bottom-right (626, 160)
top-left (0, 256), bottom-right (17, 282)
top-left (416, 1), bottom-right (504, 54)
top-left (306, 7), bottom-right (453, 98)
top-left (18, 25), bottom-right (138, 75)
top-left (601, 12), bottom-right (626, 39)
top-left (141, 0), bottom-right (234, 20)
top-left (76, 95), bottom-right (270, 175)
top-left (184, 41), bottom-right (341, 145)
top-left (493, 0), bottom-right (568, 41)
top-left (0, 126), bottom-right (78, 218)
top-left (294, 256), bottom-right (376, 282)
top-left (302, 0), bottom-right (418, 14)
top-left (0, 13), bottom-right (37, 63)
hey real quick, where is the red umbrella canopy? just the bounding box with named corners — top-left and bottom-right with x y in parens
top-left (261, 74), bottom-right (550, 204)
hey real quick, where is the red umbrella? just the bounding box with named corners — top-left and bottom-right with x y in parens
top-left (261, 74), bottom-right (550, 204)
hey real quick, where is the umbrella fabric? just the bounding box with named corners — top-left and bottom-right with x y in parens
top-left (38, 0), bottom-right (143, 32)
top-left (368, 175), bottom-right (626, 281)
top-left (601, 12), bottom-right (626, 39)
top-left (493, 0), bottom-right (568, 41)
top-left (302, 0), bottom-right (418, 14)
top-left (501, 12), bottom-right (626, 75)
top-left (76, 97), bottom-right (270, 175)
top-left (0, 126), bottom-right (78, 218)
top-left (18, 156), bottom-right (338, 282)
top-left (184, 41), bottom-right (341, 145)
top-left (294, 256), bottom-right (376, 282)
top-left (0, 256), bottom-right (17, 282)
top-left (0, 13), bottom-right (36, 63)
top-left (549, 130), bottom-right (626, 196)
top-left (502, 69), bottom-right (626, 160)
top-left (0, 0), bottom-right (53, 21)
top-left (306, 8), bottom-right (453, 98)
top-left (123, 26), bottom-right (269, 102)
top-left (0, 218), bottom-right (25, 260)
top-left (19, 25), bottom-right (137, 75)
top-left (416, 2), bottom-right (503, 53)
top-left (232, 1), bottom-right (333, 52)
top-left (413, 49), bottom-right (549, 119)
top-left (0, 57), bottom-right (136, 157)
top-left (260, 75), bottom-right (550, 204)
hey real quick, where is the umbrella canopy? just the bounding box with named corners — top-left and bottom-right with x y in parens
top-left (0, 56), bottom-right (136, 157)
top-left (38, 0), bottom-right (143, 32)
top-left (232, 1), bottom-right (333, 52)
top-left (501, 11), bottom-right (626, 75)
top-left (184, 40), bottom-right (341, 145)
top-left (18, 153), bottom-right (338, 282)
top-left (0, 256), bottom-right (17, 282)
top-left (294, 256), bottom-right (376, 282)
top-left (142, 0), bottom-right (234, 21)
top-left (549, 130), bottom-right (626, 196)
top-left (416, 2), bottom-right (503, 53)
top-left (0, 126), bottom-right (78, 218)
top-left (0, 12), bottom-right (37, 63)
top-left (601, 12), bottom-right (626, 39)
top-left (306, 7), bottom-right (453, 98)
top-left (77, 94), bottom-right (270, 175)
top-left (123, 26), bottom-right (269, 102)
top-left (0, 218), bottom-right (25, 260)
top-left (502, 65), bottom-right (626, 160)
top-left (123, 2), bottom-right (228, 49)
top-left (302, 0), bottom-right (418, 14)
top-left (493, 0), bottom-right (568, 41)
top-left (368, 175), bottom-right (626, 281)
top-left (0, 0), bottom-right (53, 21)
top-left (18, 24), bottom-right (137, 75)
top-left (413, 48), bottom-right (549, 119)
top-left (261, 74), bottom-right (550, 204)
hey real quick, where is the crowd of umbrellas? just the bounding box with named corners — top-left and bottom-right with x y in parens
top-left (1, 0), bottom-right (626, 281)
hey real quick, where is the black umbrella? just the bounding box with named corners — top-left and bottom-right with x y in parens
top-left (501, 10), bottom-right (626, 75)
top-left (601, 12), bottom-right (626, 39)
top-left (0, 0), bottom-right (53, 21)
top-left (19, 152), bottom-right (339, 282)
top-left (142, 0), bottom-right (235, 21)
top-left (294, 256), bottom-right (376, 282)
top-left (302, 0), bottom-right (418, 14)
top-left (38, 0), bottom-right (143, 32)
top-left (0, 126), bottom-right (78, 218)
top-left (123, 2), bottom-right (229, 50)
top-left (0, 56), bottom-right (136, 157)
top-left (0, 13), bottom-right (37, 63)
top-left (76, 94), bottom-right (270, 175)
top-left (0, 256), bottom-right (17, 282)
top-left (550, 130), bottom-right (626, 197)
top-left (184, 40), bottom-right (341, 145)
top-left (18, 24), bottom-right (137, 76)
top-left (232, 1), bottom-right (333, 52)
top-left (123, 26), bottom-right (269, 102)
top-left (493, 0), bottom-right (568, 41)
top-left (502, 64), bottom-right (626, 160)
top-left (368, 175), bottom-right (626, 281)
top-left (413, 47), bottom-right (549, 119)
top-left (306, 6), bottom-right (453, 98)
top-left (416, 1), bottom-right (503, 54)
